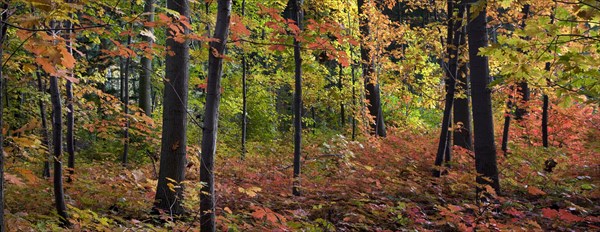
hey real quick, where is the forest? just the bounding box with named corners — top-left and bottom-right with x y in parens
top-left (0, 0), bottom-right (598, 231)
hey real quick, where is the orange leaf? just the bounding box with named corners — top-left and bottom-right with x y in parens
top-left (527, 186), bottom-right (546, 196)
top-left (5, 173), bottom-right (25, 186)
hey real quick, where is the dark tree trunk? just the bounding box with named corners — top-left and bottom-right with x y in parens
top-left (542, 94), bottom-right (549, 147)
top-left (139, 0), bottom-right (154, 116)
top-left (434, 0), bottom-right (461, 177)
top-left (241, 0), bottom-right (247, 159)
top-left (338, 63), bottom-right (345, 127)
top-left (122, 1), bottom-right (134, 166)
top-left (0, 4), bottom-right (8, 229)
top-left (542, 3), bottom-right (555, 148)
top-left (502, 4), bottom-right (531, 155)
top-left (200, 0), bottom-right (231, 231)
top-left (121, 38), bottom-right (132, 166)
top-left (467, 0), bottom-right (500, 193)
top-left (154, 0), bottom-right (190, 215)
top-left (38, 70), bottom-right (51, 178)
top-left (65, 18), bottom-right (75, 182)
top-left (291, 0), bottom-right (304, 197)
top-left (358, 0), bottom-right (386, 137)
top-left (514, 4), bottom-right (530, 121)
top-left (50, 66), bottom-right (70, 227)
top-left (452, 2), bottom-right (471, 150)
top-left (351, 50), bottom-right (357, 141)
top-left (501, 94), bottom-right (512, 154)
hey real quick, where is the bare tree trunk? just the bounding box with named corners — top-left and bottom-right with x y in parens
top-left (154, 0), bottom-right (190, 215)
top-left (241, 0), bottom-right (247, 159)
top-left (139, 0), bottom-right (155, 115)
top-left (542, 94), bottom-right (549, 147)
top-left (358, 0), bottom-right (386, 137)
top-left (0, 4), bottom-right (8, 229)
top-left (291, 0), bottom-right (304, 196)
top-left (38, 70), bottom-right (51, 178)
top-left (338, 63), bottom-right (345, 127)
top-left (514, 4), bottom-right (531, 121)
top-left (50, 60), bottom-right (70, 227)
top-left (200, 1), bottom-right (231, 231)
top-left (467, 0), bottom-right (500, 193)
top-left (452, 2), bottom-right (471, 150)
top-left (351, 50), bottom-right (357, 141)
top-left (434, 0), bottom-right (460, 177)
top-left (64, 17), bottom-right (75, 182)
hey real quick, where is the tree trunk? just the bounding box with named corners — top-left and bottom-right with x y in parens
top-left (542, 94), bottom-right (549, 147)
top-left (452, 1), bottom-right (471, 150)
top-left (121, 38), bottom-right (132, 166)
top-left (64, 18), bottom-right (75, 182)
top-left (434, 0), bottom-right (460, 177)
top-left (200, 1), bottom-right (231, 231)
top-left (154, 0), bottom-right (190, 216)
top-left (38, 70), bottom-right (51, 178)
top-left (351, 50), bottom-right (357, 141)
top-left (514, 4), bottom-right (530, 121)
top-left (0, 4), bottom-right (8, 229)
top-left (358, 0), bottom-right (386, 137)
top-left (50, 64), bottom-right (70, 227)
top-left (139, 0), bottom-right (154, 116)
top-left (501, 93), bottom-right (512, 154)
top-left (502, 4), bottom-right (531, 155)
top-left (467, 0), bottom-right (500, 193)
top-left (290, 0), bottom-right (304, 196)
top-left (542, 3), bottom-right (555, 148)
top-left (338, 63), bottom-right (345, 127)
top-left (241, 0), bottom-right (247, 159)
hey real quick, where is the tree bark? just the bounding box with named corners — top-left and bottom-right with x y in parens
top-left (338, 63), bottom-right (345, 127)
top-left (434, 0), bottom-right (461, 177)
top-left (64, 17), bottom-right (75, 182)
top-left (542, 94), bottom-right (549, 147)
top-left (0, 4), bottom-right (8, 229)
top-left (452, 1), bottom-right (472, 150)
top-left (358, 0), bottom-right (386, 137)
top-left (139, 0), bottom-right (154, 116)
top-left (466, 0), bottom-right (500, 193)
top-left (241, 0), bottom-right (247, 159)
top-left (154, 0), bottom-right (190, 216)
top-left (200, 0), bottom-right (231, 231)
top-left (50, 62), bottom-right (70, 227)
top-left (514, 4), bottom-right (530, 121)
top-left (38, 70), bottom-right (51, 178)
top-left (291, 0), bottom-right (304, 196)
top-left (121, 36), bottom-right (132, 166)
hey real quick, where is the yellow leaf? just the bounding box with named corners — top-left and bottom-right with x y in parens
top-left (223, 207), bottom-right (232, 214)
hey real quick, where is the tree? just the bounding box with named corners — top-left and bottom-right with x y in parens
top-left (241, 0), bottom-right (248, 159)
top-left (38, 70), bottom-right (51, 178)
top-left (501, 4), bottom-right (530, 154)
top-left (154, 0), bottom-right (190, 215)
top-left (452, 1), bottom-right (471, 150)
top-left (358, 0), bottom-right (386, 137)
top-left (291, 0), bottom-right (304, 196)
top-left (49, 22), bottom-right (70, 226)
top-left (434, 0), bottom-right (465, 177)
top-left (0, 3), bottom-right (8, 230)
top-left (200, 0), bottom-right (232, 230)
top-left (467, 0), bottom-right (500, 193)
top-left (65, 11), bottom-right (75, 182)
top-left (514, 4), bottom-right (531, 121)
top-left (139, 0), bottom-right (155, 116)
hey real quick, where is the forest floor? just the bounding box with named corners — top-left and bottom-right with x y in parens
top-left (4, 119), bottom-right (600, 231)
